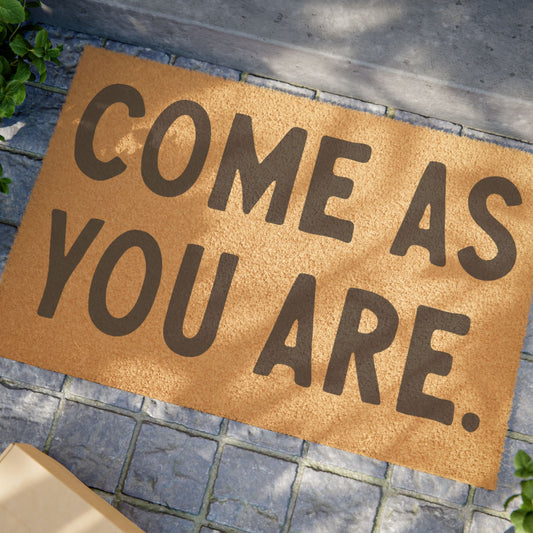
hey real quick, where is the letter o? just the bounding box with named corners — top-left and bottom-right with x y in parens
top-left (89, 230), bottom-right (162, 336)
top-left (142, 100), bottom-right (211, 197)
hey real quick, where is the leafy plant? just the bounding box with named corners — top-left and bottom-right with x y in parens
top-left (0, 0), bottom-right (62, 193)
top-left (505, 450), bottom-right (533, 533)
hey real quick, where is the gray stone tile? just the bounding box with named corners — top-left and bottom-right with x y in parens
top-left (175, 57), bottom-right (240, 80)
top-left (144, 398), bottom-right (222, 434)
top-left (0, 382), bottom-right (59, 452)
top-left (290, 468), bottom-right (381, 533)
top-left (394, 110), bottom-right (461, 134)
top-left (227, 420), bottom-right (303, 455)
top-left (0, 86), bottom-right (65, 155)
top-left (306, 442), bottom-right (387, 478)
top-left (391, 465), bottom-right (469, 505)
top-left (93, 490), bottom-right (114, 505)
top-left (118, 502), bottom-right (194, 533)
top-left (469, 512), bottom-right (512, 533)
top-left (124, 423), bottom-right (217, 514)
top-left (201, 529), bottom-right (222, 533)
top-left (524, 299), bottom-right (533, 355)
top-left (48, 400), bottom-right (136, 492)
top-left (0, 223), bottom-right (17, 279)
top-left (509, 360), bottom-right (533, 435)
top-left (0, 152), bottom-right (41, 226)
top-left (33, 25), bottom-right (103, 89)
top-left (104, 40), bottom-right (171, 64)
top-left (318, 92), bottom-right (386, 115)
top-left (474, 437), bottom-right (533, 512)
top-left (208, 445), bottom-right (297, 533)
top-left (69, 378), bottom-right (143, 411)
top-left (247, 74), bottom-right (314, 98)
top-left (0, 358), bottom-right (65, 391)
top-left (380, 495), bottom-right (464, 533)
top-left (462, 128), bottom-right (533, 153)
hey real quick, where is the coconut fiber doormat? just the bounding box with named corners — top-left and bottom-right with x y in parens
top-left (1, 47), bottom-right (532, 489)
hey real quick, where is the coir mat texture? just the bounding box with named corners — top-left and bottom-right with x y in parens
top-left (1, 46), bottom-right (532, 489)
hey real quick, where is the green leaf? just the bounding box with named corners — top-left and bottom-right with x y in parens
top-left (505, 493), bottom-right (522, 510)
top-left (13, 60), bottom-right (30, 82)
top-left (0, 177), bottom-right (11, 194)
top-left (523, 480), bottom-right (533, 501)
top-left (512, 509), bottom-right (528, 530)
top-left (9, 33), bottom-right (28, 56)
top-left (12, 81), bottom-right (24, 105)
top-left (0, 97), bottom-right (15, 118)
top-left (0, 55), bottom-right (9, 76)
top-left (517, 466), bottom-right (533, 479)
top-left (32, 46), bottom-right (44, 58)
top-left (31, 56), bottom-right (46, 83)
top-left (516, 451), bottom-right (532, 471)
top-left (0, 0), bottom-right (25, 24)
top-left (34, 28), bottom-right (48, 49)
top-left (0, 22), bottom-right (7, 41)
top-left (4, 78), bottom-right (25, 106)
top-left (5, 78), bottom-right (23, 98)
top-left (44, 47), bottom-right (61, 60)
top-left (0, 134), bottom-right (4, 142)
top-left (524, 512), bottom-right (533, 533)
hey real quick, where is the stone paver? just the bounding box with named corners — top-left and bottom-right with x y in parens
top-left (104, 40), bottom-right (171, 64)
top-left (394, 109), bottom-right (462, 134)
top-left (307, 442), bottom-right (387, 478)
top-left (0, 357), bottom-right (64, 391)
top-left (0, 382), bottom-right (59, 452)
top-left (118, 502), bottom-right (195, 533)
top-left (246, 74), bottom-right (315, 98)
top-left (208, 446), bottom-right (297, 532)
top-left (474, 437), bottom-right (533, 512)
top-left (227, 420), bottom-right (303, 455)
top-left (524, 301), bottom-right (533, 355)
top-left (469, 512), bottom-right (512, 533)
top-left (317, 91), bottom-right (386, 115)
top-left (0, 152), bottom-right (41, 226)
top-left (0, 86), bottom-right (65, 155)
top-left (290, 468), bottom-right (381, 533)
top-left (379, 494), bottom-right (464, 533)
top-left (175, 56), bottom-right (241, 81)
top-left (144, 398), bottom-right (222, 434)
top-left (508, 359), bottom-right (533, 434)
top-left (48, 400), bottom-right (136, 492)
top-left (124, 423), bottom-right (217, 514)
top-left (0, 224), bottom-right (17, 279)
top-left (462, 127), bottom-right (533, 153)
top-left (69, 377), bottom-right (143, 411)
top-left (391, 465), bottom-right (470, 505)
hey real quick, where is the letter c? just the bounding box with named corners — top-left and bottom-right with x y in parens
top-left (75, 84), bottom-right (145, 181)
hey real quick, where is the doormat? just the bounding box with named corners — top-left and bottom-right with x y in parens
top-left (1, 46), bottom-right (532, 489)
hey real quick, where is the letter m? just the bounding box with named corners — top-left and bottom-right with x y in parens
top-left (208, 113), bottom-right (307, 224)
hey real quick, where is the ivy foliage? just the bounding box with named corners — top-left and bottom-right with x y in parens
top-left (505, 450), bottom-right (533, 533)
top-left (0, 0), bottom-right (62, 193)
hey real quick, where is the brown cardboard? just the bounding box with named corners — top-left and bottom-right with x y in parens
top-left (0, 46), bottom-right (532, 489)
top-left (0, 443), bottom-right (143, 532)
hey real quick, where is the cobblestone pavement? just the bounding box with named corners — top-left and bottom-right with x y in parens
top-left (1, 24), bottom-right (532, 533)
